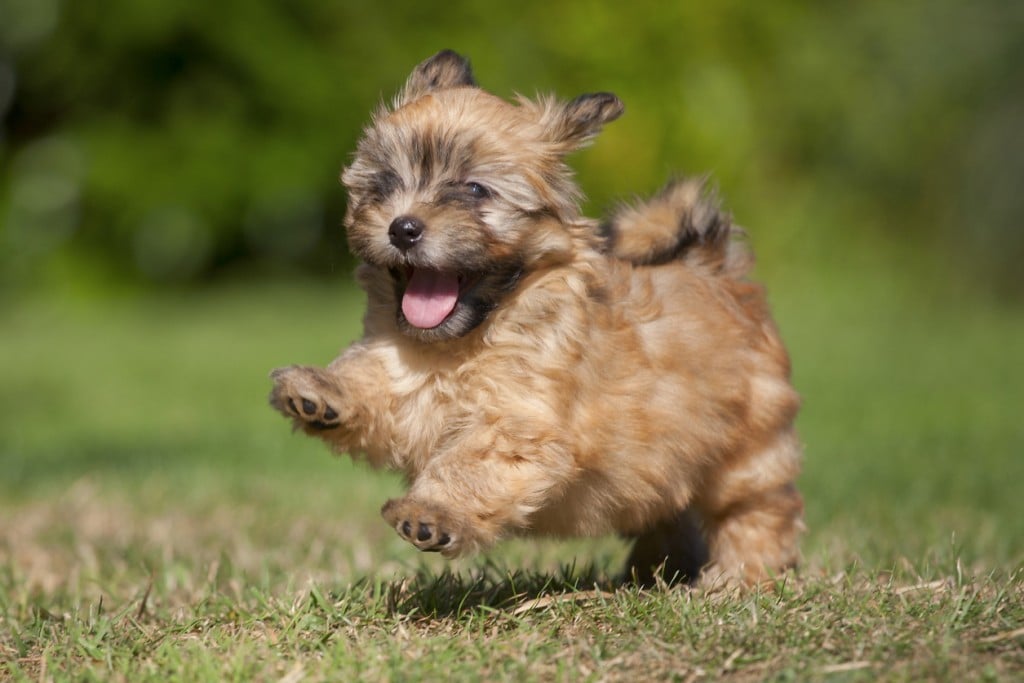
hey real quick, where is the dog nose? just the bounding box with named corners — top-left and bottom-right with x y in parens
top-left (388, 215), bottom-right (424, 251)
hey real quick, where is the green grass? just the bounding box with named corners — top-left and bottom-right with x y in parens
top-left (1, 272), bottom-right (1022, 681)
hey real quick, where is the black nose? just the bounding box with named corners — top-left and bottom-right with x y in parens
top-left (388, 215), bottom-right (424, 251)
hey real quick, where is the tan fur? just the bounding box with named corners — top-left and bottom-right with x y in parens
top-left (270, 51), bottom-right (804, 587)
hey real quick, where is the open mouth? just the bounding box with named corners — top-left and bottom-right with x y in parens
top-left (398, 267), bottom-right (480, 329)
top-left (384, 263), bottom-right (522, 340)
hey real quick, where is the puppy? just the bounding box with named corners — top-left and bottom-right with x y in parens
top-left (270, 50), bottom-right (804, 586)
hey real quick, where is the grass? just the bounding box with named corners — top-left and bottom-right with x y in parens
top-left (1, 270), bottom-right (1022, 681)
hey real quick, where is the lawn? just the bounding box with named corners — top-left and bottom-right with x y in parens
top-left (1, 269), bottom-right (1022, 681)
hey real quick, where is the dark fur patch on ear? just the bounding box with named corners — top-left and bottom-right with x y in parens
top-left (420, 50), bottom-right (476, 89)
top-left (396, 50), bottom-right (477, 107)
top-left (567, 93), bottom-right (625, 130)
top-left (549, 92), bottom-right (624, 149)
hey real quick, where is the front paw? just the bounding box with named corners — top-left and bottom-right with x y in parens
top-left (269, 365), bottom-right (345, 431)
top-left (381, 498), bottom-right (469, 557)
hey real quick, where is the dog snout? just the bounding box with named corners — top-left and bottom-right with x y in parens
top-left (388, 215), bottom-right (425, 251)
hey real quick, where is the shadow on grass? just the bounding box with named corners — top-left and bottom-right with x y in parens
top-left (328, 561), bottom-right (625, 619)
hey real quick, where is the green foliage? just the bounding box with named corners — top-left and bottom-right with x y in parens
top-left (1, 1), bottom-right (1022, 296)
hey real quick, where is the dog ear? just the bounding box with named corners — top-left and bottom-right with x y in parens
top-left (543, 92), bottom-right (624, 151)
top-left (394, 50), bottom-right (477, 108)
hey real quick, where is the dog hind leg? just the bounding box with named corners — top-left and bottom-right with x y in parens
top-left (623, 507), bottom-right (709, 587)
top-left (695, 429), bottom-right (805, 587)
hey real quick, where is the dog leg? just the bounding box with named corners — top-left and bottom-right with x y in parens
top-left (623, 508), bottom-right (709, 587)
top-left (381, 434), bottom-right (575, 557)
top-left (695, 430), bottom-right (805, 587)
top-left (269, 344), bottom-right (400, 463)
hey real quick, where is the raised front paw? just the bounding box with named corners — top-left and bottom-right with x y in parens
top-left (269, 365), bottom-right (345, 431)
top-left (381, 498), bottom-right (469, 557)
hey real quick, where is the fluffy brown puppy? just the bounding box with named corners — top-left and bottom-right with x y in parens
top-left (270, 50), bottom-right (804, 587)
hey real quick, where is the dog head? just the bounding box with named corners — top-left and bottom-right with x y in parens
top-left (341, 50), bottom-right (623, 342)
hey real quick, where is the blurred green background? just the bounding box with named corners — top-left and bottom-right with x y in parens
top-left (1, 1), bottom-right (1022, 575)
top-left (2, 0), bottom-right (1023, 297)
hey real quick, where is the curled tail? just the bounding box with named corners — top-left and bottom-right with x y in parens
top-left (601, 177), bottom-right (752, 278)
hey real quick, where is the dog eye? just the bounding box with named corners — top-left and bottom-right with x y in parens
top-left (465, 182), bottom-right (491, 200)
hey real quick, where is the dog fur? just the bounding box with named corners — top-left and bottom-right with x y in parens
top-left (270, 50), bottom-right (804, 587)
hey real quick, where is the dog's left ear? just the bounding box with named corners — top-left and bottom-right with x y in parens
top-left (543, 92), bottom-right (625, 152)
top-left (394, 50), bottom-right (477, 108)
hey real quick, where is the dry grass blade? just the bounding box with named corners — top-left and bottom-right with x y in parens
top-left (894, 579), bottom-right (950, 596)
top-left (278, 662), bottom-right (305, 683)
top-left (819, 661), bottom-right (873, 674)
top-left (978, 627), bottom-right (1024, 644)
top-left (721, 648), bottom-right (744, 672)
top-left (510, 589), bottom-right (613, 615)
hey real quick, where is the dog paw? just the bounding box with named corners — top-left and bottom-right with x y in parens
top-left (381, 498), bottom-right (466, 556)
top-left (269, 365), bottom-right (345, 431)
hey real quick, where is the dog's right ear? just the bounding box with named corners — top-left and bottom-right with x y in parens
top-left (393, 50), bottom-right (477, 108)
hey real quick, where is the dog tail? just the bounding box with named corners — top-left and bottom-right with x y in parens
top-left (601, 177), bottom-right (751, 278)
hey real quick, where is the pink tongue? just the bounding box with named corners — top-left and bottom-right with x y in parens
top-left (402, 269), bottom-right (459, 329)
